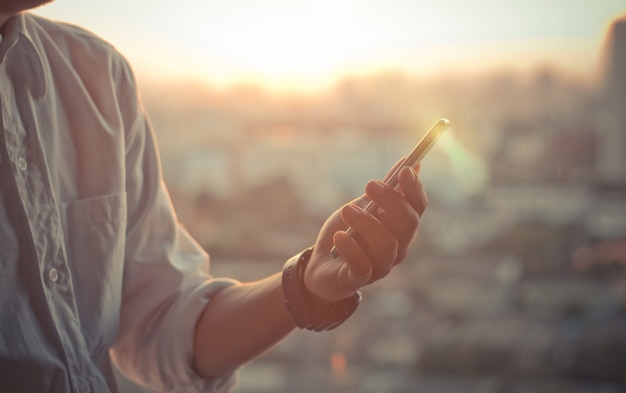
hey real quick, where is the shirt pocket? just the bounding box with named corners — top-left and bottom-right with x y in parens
top-left (60, 192), bottom-right (127, 358)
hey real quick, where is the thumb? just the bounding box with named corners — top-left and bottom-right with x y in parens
top-left (334, 232), bottom-right (372, 289)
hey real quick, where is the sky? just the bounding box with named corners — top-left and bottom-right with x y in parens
top-left (34, 0), bottom-right (626, 92)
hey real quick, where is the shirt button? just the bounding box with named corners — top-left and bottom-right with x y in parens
top-left (48, 268), bottom-right (59, 283)
top-left (17, 157), bottom-right (27, 171)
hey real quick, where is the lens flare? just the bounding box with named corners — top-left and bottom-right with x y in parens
top-left (438, 130), bottom-right (490, 194)
top-left (420, 125), bottom-right (490, 205)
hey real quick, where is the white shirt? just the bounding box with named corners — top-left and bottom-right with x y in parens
top-left (0, 12), bottom-right (238, 393)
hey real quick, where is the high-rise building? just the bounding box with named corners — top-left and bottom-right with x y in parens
top-left (589, 15), bottom-right (626, 238)
top-left (596, 15), bottom-right (626, 187)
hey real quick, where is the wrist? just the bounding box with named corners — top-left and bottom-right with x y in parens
top-left (281, 248), bottom-right (361, 332)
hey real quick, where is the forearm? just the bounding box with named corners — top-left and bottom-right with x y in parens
top-left (192, 272), bottom-right (296, 378)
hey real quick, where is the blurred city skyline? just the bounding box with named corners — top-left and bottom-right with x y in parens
top-left (54, 4), bottom-right (626, 392)
top-left (34, 0), bottom-right (626, 93)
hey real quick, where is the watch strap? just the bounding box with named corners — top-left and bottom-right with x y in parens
top-left (282, 247), bottom-right (361, 332)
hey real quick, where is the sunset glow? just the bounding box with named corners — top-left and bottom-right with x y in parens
top-left (35, 0), bottom-right (626, 92)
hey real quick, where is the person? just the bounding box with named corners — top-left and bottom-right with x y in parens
top-left (0, 1), bottom-right (428, 392)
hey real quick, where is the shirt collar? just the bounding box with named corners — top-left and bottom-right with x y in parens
top-left (0, 12), bottom-right (47, 99)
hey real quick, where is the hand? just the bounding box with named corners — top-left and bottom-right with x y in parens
top-left (304, 161), bottom-right (428, 301)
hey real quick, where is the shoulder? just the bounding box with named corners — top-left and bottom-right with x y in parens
top-left (24, 13), bottom-right (139, 99)
top-left (24, 12), bottom-right (133, 77)
top-left (26, 13), bottom-right (114, 53)
top-left (23, 13), bottom-right (143, 131)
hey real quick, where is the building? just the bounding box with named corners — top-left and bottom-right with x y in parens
top-left (592, 15), bottom-right (626, 239)
top-left (596, 15), bottom-right (626, 187)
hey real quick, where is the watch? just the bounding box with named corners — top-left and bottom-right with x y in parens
top-left (282, 247), bottom-right (362, 332)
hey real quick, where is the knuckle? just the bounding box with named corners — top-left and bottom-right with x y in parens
top-left (420, 193), bottom-right (429, 212)
top-left (381, 240), bottom-right (398, 262)
top-left (395, 249), bottom-right (408, 264)
top-left (407, 211), bottom-right (420, 228)
top-left (372, 262), bottom-right (393, 281)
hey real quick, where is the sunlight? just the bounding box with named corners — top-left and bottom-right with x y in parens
top-left (315, 0), bottom-right (352, 13)
top-left (176, 0), bottom-right (467, 92)
top-left (437, 130), bottom-right (490, 195)
top-left (205, 28), bottom-right (346, 77)
top-left (179, 7), bottom-right (365, 91)
top-left (33, 0), bottom-right (626, 93)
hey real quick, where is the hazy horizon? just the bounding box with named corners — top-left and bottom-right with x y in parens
top-left (34, 1), bottom-right (626, 93)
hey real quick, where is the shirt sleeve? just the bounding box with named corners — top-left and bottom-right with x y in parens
top-left (108, 52), bottom-right (239, 393)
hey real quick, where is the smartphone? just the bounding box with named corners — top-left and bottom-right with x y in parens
top-left (330, 118), bottom-right (450, 257)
